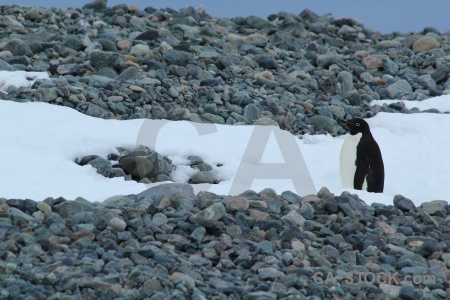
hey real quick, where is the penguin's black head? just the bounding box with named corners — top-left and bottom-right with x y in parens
top-left (342, 118), bottom-right (371, 135)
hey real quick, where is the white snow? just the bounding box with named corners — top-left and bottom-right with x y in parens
top-left (0, 71), bottom-right (50, 93)
top-left (1, 71), bottom-right (449, 206)
top-left (371, 94), bottom-right (450, 112)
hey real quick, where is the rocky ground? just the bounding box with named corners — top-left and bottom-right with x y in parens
top-left (0, 1), bottom-right (449, 136)
top-left (1, 185), bottom-right (449, 299)
top-left (0, 1), bottom-right (449, 300)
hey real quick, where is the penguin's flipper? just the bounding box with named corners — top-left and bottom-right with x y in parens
top-left (354, 156), bottom-right (369, 190)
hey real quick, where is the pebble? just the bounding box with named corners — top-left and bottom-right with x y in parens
top-left (412, 36), bottom-right (440, 51)
top-left (109, 217), bottom-right (127, 231)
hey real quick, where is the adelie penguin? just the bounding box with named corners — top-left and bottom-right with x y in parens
top-left (339, 118), bottom-right (384, 193)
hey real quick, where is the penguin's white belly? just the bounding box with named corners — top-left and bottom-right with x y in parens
top-left (340, 133), bottom-right (367, 190)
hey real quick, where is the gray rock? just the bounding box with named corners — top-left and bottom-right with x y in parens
top-left (337, 71), bottom-right (354, 92)
top-left (299, 202), bottom-right (315, 220)
top-left (190, 171), bottom-right (215, 184)
top-left (188, 156), bottom-right (204, 165)
top-left (156, 174), bottom-right (172, 182)
top-left (200, 78), bottom-right (220, 87)
top-left (88, 157), bottom-right (112, 177)
top-left (109, 217), bottom-right (127, 231)
top-left (393, 195), bottom-right (416, 212)
top-left (147, 150), bottom-right (174, 177)
top-left (85, 103), bottom-right (114, 118)
top-left (83, 0), bottom-right (107, 10)
top-left (199, 50), bottom-right (220, 60)
top-left (382, 58), bottom-right (399, 76)
top-left (412, 36), bottom-right (440, 51)
top-left (90, 51), bottom-right (125, 71)
top-left (71, 211), bottom-right (95, 225)
top-left (317, 51), bottom-right (343, 68)
top-left (96, 38), bottom-right (117, 52)
top-left (116, 66), bottom-right (144, 82)
top-left (200, 113), bottom-right (225, 124)
top-left (243, 103), bottom-right (260, 122)
top-left (256, 240), bottom-right (274, 255)
top-left (109, 168), bottom-right (126, 178)
top-left (9, 207), bottom-right (36, 224)
top-left (360, 72), bottom-right (375, 83)
top-left (41, 88), bottom-right (59, 102)
top-left (421, 201), bottom-right (446, 215)
top-left (189, 203), bottom-right (226, 223)
top-left (281, 191), bottom-right (302, 204)
top-left (119, 156), bottom-right (153, 180)
top-left (64, 37), bottom-right (83, 51)
top-left (253, 54), bottom-right (278, 69)
top-left (4, 39), bottom-right (33, 57)
top-left (209, 277), bottom-right (236, 294)
top-left (416, 241), bottom-right (436, 257)
top-left (57, 64), bottom-right (81, 75)
top-left (53, 198), bottom-right (94, 219)
top-left (217, 52), bottom-right (241, 69)
top-left (246, 16), bottom-right (274, 30)
top-left (0, 16), bottom-right (25, 29)
top-left (164, 49), bottom-right (190, 66)
top-left (256, 75), bottom-right (280, 88)
top-left (310, 115), bottom-right (337, 134)
top-left (151, 102), bottom-right (168, 119)
top-left (281, 210), bottom-right (306, 226)
top-left (386, 80), bottom-right (413, 98)
top-left (253, 117), bottom-right (278, 126)
top-left (432, 64), bottom-right (449, 83)
top-left (196, 70), bottom-right (214, 80)
top-left (0, 60), bottom-right (16, 71)
top-left (243, 292), bottom-right (277, 300)
top-left (137, 183), bottom-right (195, 205)
top-left (225, 196), bottom-right (249, 212)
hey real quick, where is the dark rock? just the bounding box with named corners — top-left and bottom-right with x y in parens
top-left (393, 195), bottom-right (416, 212)
top-left (253, 54), bottom-right (278, 69)
top-left (135, 29), bottom-right (159, 40)
top-left (119, 156), bottom-right (153, 180)
top-left (90, 51), bottom-right (126, 71)
top-left (83, 0), bottom-right (107, 10)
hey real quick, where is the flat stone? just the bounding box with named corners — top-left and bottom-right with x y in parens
top-left (36, 201), bottom-right (51, 213)
top-left (189, 203), bottom-right (226, 223)
top-left (386, 80), bottom-right (413, 98)
top-left (421, 201), bottom-right (445, 215)
top-left (129, 85), bottom-right (146, 92)
top-left (362, 55), bottom-right (389, 69)
top-left (169, 272), bottom-right (195, 288)
top-left (225, 196), bottom-right (249, 212)
top-left (137, 183), bottom-right (195, 205)
top-left (413, 36), bottom-right (440, 51)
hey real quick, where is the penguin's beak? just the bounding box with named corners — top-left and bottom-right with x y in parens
top-left (340, 120), bottom-right (350, 131)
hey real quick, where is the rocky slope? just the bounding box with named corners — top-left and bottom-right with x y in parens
top-left (0, 2), bottom-right (448, 136)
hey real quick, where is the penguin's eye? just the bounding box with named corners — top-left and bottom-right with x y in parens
top-left (356, 123), bottom-right (360, 126)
